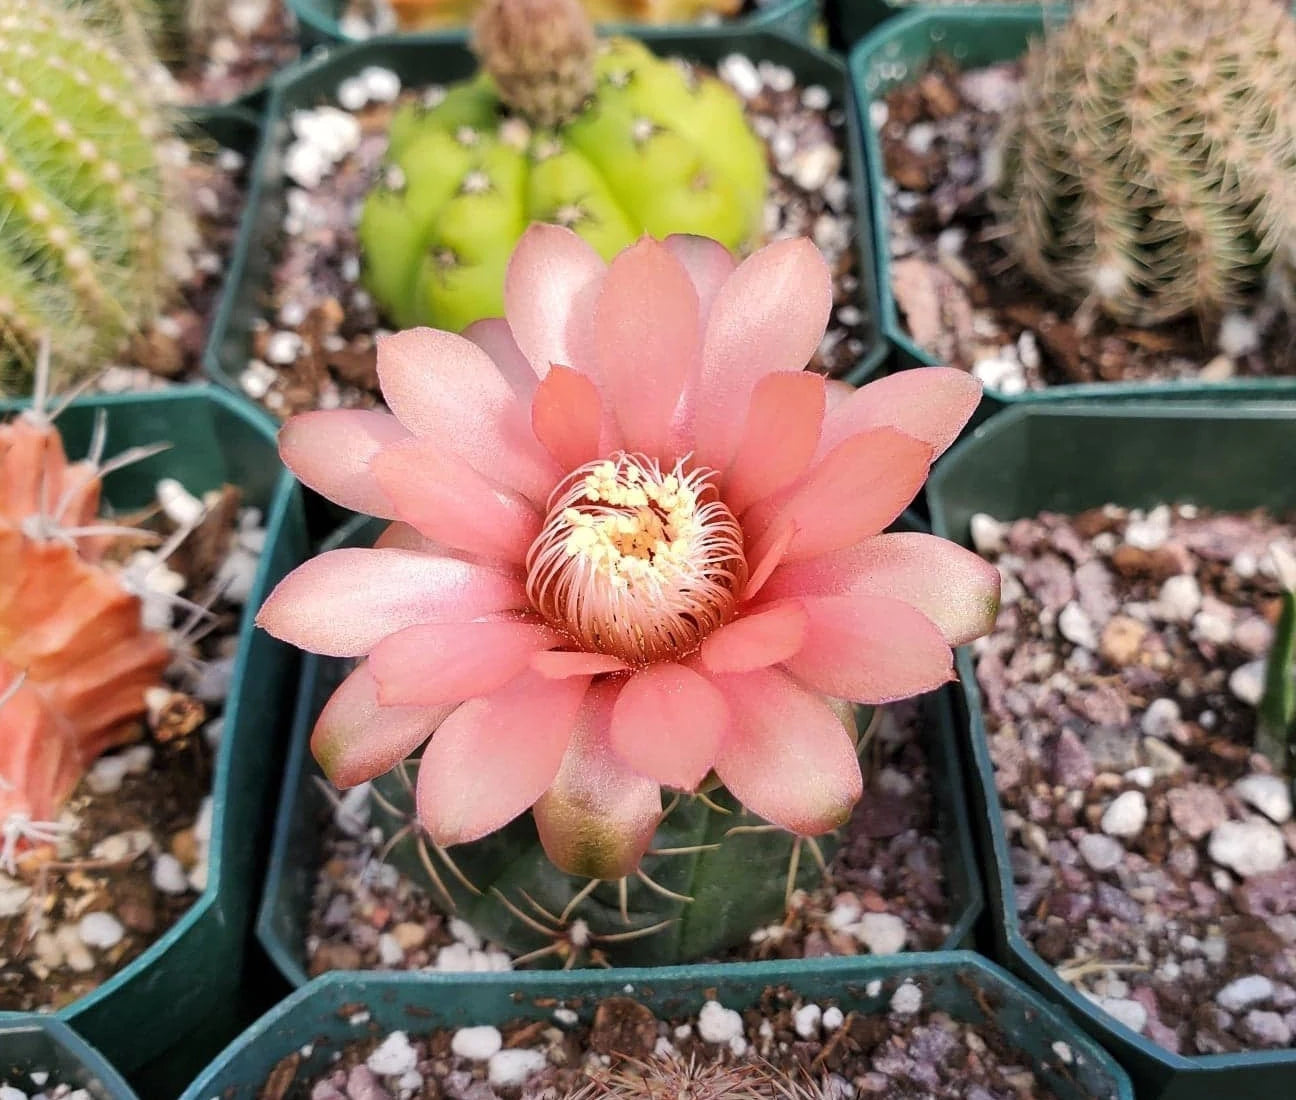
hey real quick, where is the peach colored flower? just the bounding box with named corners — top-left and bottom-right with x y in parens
top-left (257, 226), bottom-right (999, 879)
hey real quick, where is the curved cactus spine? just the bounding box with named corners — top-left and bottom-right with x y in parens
top-left (993, 0), bottom-right (1296, 327)
top-left (0, 355), bottom-right (172, 862)
top-left (365, 702), bottom-right (869, 967)
top-left (0, 0), bottom-right (192, 390)
top-left (359, 0), bottom-right (766, 332)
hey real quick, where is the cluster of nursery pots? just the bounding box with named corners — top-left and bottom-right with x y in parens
top-left (4, 4), bottom-right (1296, 1100)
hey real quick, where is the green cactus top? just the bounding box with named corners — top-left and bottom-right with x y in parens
top-left (359, 38), bottom-right (767, 333)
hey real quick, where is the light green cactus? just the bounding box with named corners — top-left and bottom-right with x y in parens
top-left (0, 0), bottom-right (191, 391)
top-left (993, 0), bottom-right (1296, 328)
top-left (358, 0), bottom-right (767, 333)
top-left (1257, 544), bottom-right (1296, 778)
top-left (368, 702), bottom-right (869, 968)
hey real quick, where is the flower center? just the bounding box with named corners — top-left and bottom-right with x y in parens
top-left (526, 453), bottom-right (747, 664)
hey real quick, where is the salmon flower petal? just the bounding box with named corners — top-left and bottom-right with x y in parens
top-left (279, 409), bottom-right (407, 518)
top-left (609, 662), bottom-right (729, 790)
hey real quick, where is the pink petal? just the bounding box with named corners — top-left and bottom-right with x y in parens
top-left (370, 436), bottom-right (540, 563)
top-left (504, 224), bottom-right (605, 380)
top-left (817, 367), bottom-right (981, 462)
top-left (278, 409), bottom-right (408, 518)
top-left (534, 680), bottom-right (663, 878)
top-left (782, 594), bottom-right (954, 703)
top-left (663, 234), bottom-right (736, 327)
top-left (310, 661), bottom-right (454, 788)
top-left (722, 372), bottom-right (825, 515)
top-left (463, 317), bottom-right (539, 400)
top-left (759, 532), bottom-right (1001, 645)
top-left (416, 669), bottom-right (587, 846)
top-left (689, 239), bottom-right (832, 468)
top-left (255, 548), bottom-right (525, 657)
top-left (594, 237), bottom-right (700, 459)
top-left (712, 668), bottom-right (862, 835)
top-left (746, 428), bottom-right (933, 566)
top-left (608, 663), bottom-right (728, 790)
top-left (370, 620), bottom-right (562, 706)
top-left (743, 517), bottom-right (795, 602)
top-left (376, 328), bottom-right (558, 503)
top-left (531, 650), bottom-right (630, 678)
top-left (531, 364), bottom-right (602, 472)
top-left (825, 378), bottom-right (855, 413)
top-left (698, 602), bottom-right (807, 674)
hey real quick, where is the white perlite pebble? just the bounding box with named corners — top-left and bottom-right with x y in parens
top-left (1234, 774), bottom-right (1293, 824)
top-left (794, 1003), bottom-right (822, 1038)
top-left (487, 1049), bottom-right (547, 1088)
top-left (152, 853), bottom-right (190, 896)
top-left (1216, 975), bottom-right (1274, 1012)
top-left (0, 1086), bottom-right (27, 1100)
top-left (452, 1025), bottom-right (503, 1061)
top-left (1209, 820), bottom-right (1287, 876)
top-left (1058, 602), bottom-right (1098, 649)
top-left (890, 981), bottom-right (923, 1015)
top-left (157, 478), bottom-right (206, 527)
top-left (1140, 698), bottom-right (1182, 741)
top-left (697, 1000), bottom-right (744, 1044)
top-left (1154, 575), bottom-right (1201, 622)
top-left (86, 754), bottom-right (130, 795)
top-left (822, 1007), bottom-right (844, 1031)
top-left (1217, 312), bottom-right (1261, 357)
top-left (856, 911), bottom-right (908, 955)
top-left (1101, 790), bottom-right (1147, 839)
top-left (970, 513), bottom-right (1007, 556)
top-left (78, 911), bottom-right (125, 949)
top-left (1096, 997), bottom-right (1147, 1034)
top-left (1229, 659), bottom-right (1267, 707)
top-left (718, 54), bottom-right (761, 99)
top-left (366, 1031), bottom-right (418, 1076)
top-left (361, 66), bottom-right (401, 103)
top-left (1078, 833), bottom-right (1125, 872)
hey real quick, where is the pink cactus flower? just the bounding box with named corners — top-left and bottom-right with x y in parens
top-left (257, 227), bottom-right (999, 879)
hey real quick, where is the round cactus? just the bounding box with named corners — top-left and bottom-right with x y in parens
top-left (359, 0), bottom-right (767, 332)
top-left (993, 0), bottom-right (1296, 327)
top-left (0, 0), bottom-right (192, 390)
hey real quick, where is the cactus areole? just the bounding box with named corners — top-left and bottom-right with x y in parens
top-left (258, 225), bottom-right (1000, 966)
top-left (358, 0), bottom-right (768, 333)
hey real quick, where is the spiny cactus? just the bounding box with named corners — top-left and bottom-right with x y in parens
top-left (366, 701), bottom-right (866, 968)
top-left (0, 0), bottom-right (194, 391)
top-left (992, 0), bottom-right (1296, 327)
top-left (0, 365), bottom-right (171, 867)
top-left (359, 0), bottom-right (766, 332)
top-left (1257, 544), bottom-right (1296, 777)
top-left (566, 1057), bottom-right (778, 1100)
top-left (386, 0), bottom-right (741, 33)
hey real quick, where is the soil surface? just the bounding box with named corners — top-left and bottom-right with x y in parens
top-left (237, 54), bottom-right (874, 418)
top-left (875, 59), bottom-right (1296, 392)
top-left (165, 0), bottom-right (299, 106)
top-left (0, 488), bottom-right (267, 1011)
top-left (264, 983), bottom-right (1077, 1099)
top-left (972, 503), bottom-right (1296, 1053)
top-left (304, 700), bottom-right (953, 977)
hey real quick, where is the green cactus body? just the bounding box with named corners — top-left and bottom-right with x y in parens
top-left (359, 38), bottom-right (767, 332)
top-left (0, 0), bottom-right (185, 387)
top-left (993, 0), bottom-right (1296, 327)
top-left (370, 703), bottom-right (869, 968)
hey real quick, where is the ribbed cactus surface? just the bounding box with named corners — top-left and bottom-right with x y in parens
top-left (359, 29), bottom-right (767, 333)
top-left (0, 0), bottom-right (187, 388)
top-left (994, 0), bottom-right (1296, 326)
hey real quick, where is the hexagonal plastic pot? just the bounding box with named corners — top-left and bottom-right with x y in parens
top-left (847, 6), bottom-right (1296, 408)
top-left (181, 953), bottom-right (1134, 1100)
top-left (205, 27), bottom-right (890, 430)
top-left (255, 502), bottom-right (983, 985)
top-left (288, 0), bottom-right (819, 48)
top-left (0, 388), bottom-right (309, 1091)
top-left (927, 402), bottom-right (1296, 1100)
top-left (0, 1018), bottom-right (137, 1100)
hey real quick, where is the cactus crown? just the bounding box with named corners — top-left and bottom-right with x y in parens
top-left (472, 0), bottom-right (598, 127)
top-left (567, 1056), bottom-right (799, 1100)
top-left (1257, 544), bottom-right (1296, 776)
top-left (993, 0), bottom-right (1296, 327)
top-left (0, 0), bottom-right (192, 391)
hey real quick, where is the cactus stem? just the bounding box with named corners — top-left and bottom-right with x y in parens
top-left (635, 867), bottom-right (692, 905)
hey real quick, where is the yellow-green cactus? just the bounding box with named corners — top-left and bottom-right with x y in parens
top-left (359, 0), bottom-right (767, 332)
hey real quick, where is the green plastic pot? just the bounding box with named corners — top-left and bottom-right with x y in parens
top-left (255, 504), bottom-right (983, 984)
top-left (848, 6), bottom-right (1296, 407)
top-left (0, 1018), bottom-right (138, 1100)
top-left (0, 388), bottom-right (309, 1091)
top-left (206, 28), bottom-right (889, 431)
top-left (827, 0), bottom-right (1059, 50)
top-left (288, 0), bottom-right (818, 47)
top-left (182, 953), bottom-right (1134, 1100)
top-left (927, 403), bottom-right (1296, 1100)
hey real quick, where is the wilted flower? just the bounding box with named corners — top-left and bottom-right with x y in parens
top-left (257, 226), bottom-right (999, 878)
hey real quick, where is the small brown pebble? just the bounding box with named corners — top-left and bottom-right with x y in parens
top-left (171, 829), bottom-right (200, 868)
top-left (391, 921), bottom-right (429, 951)
top-left (1100, 615), bottom-right (1148, 667)
top-left (310, 942), bottom-right (364, 977)
top-left (588, 996), bottom-right (658, 1059)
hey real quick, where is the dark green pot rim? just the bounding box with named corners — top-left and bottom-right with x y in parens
top-left (928, 401), bottom-right (1296, 1083)
top-left (0, 1017), bottom-right (139, 1100)
top-left (847, 6), bottom-right (1296, 405)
